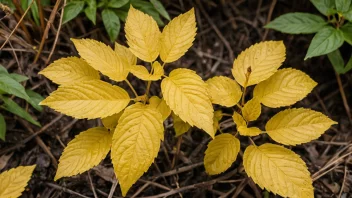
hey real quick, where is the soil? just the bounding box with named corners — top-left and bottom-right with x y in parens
top-left (0, 0), bottom-right (351, 197)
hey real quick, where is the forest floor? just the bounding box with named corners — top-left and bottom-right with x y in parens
top-left (0, 0), bottom-right (351, 197)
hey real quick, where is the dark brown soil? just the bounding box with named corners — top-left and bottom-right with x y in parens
top-left (0, 0), bottom-right (351, 197)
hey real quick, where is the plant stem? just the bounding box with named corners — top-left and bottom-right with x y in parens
top-left (248, 137), bottom-right (256, 146)
top-left (125, 79), bottom-right (138, 98)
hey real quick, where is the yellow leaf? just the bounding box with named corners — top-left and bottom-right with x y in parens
top-left (238, 126), bottom-right (261, 136)
top-left (161, 68), bottom-right (214, 138)
top-left (160, 8), bottom-right (196, 63)
top-left (111, 103), bottom-right (163, 196)
top-left (204, 133), bottom-right (240, 175)
top-left (232, 112), bottom-right (246, 128)
top-left (0, 165), bottom-right (36, 198)
top-left (206, 76), bottom-right (242, 107)
top-left (102, 111), bottom-right (124, 130)
top-left (266, 108), bottom-right (337, 146)
top-left (114, 42), bottom-right (137, 66)
top-left (243, 143), bottom-right (314, 198)
top-left (213, 110), bottom-right (223, 132)
top-left (40, 80), bottom-right (130, 119)
top-left (39, 57), bottom-right (100, 85)
top-left (149, 96), bottom-right (171, 120)
top-left (130, 61), bottom-right (164, 81)
top-left (242, 98), bottom-right (261, 121)
top-left (125, 6), bottom-right (161, 62)
top-left (72, 39), bottom-right (129, 82)
top-left (173, 112), bottom-right (191, 137)
top-left (232, 41), bottom-right (286, 87)
top-left (55, 127), bottom-right (112, 180)
top-left (253, 68), bottom-right (317, 108)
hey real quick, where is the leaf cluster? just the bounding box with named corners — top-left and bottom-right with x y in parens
top-left (0, 65), bottom-right (43, 140)
top-left (63, 0), bottom-right (170, 42)
top-left (40, 6), bottom-right (337, 198)
top-left (266, 0), bottom-right (352, 74)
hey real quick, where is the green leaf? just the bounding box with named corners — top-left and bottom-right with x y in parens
top-left (0, 65), bottom-right (8, 74)
top-left (63, 1), bottom-right (85, 24)
top-left (343, 7), bottom-right (352, 21)
top-left (107, 0), bottom-right (129, 8)
top-left (0, 113), bottom-right (5, 141)
top-left (345, 56), bottom-right (352, 73)
top-left (1, 96), bottom-right (41, 126)
top-left (30, 0), bottom-right (40, 26)
top-left (328, 49), bottom-right (345, 73)
top-left (0, 76), bottom-right (30, 101)
top-left (305, 27), bottom-right (344, 60)
top-left (130, 0), bottom-right (164, 26)
top-left (341, 22), bottom-right (352, 45)
top-left (9, 73), bottom-right (29, 82)
top-left (310, 0), bottom-right (336, 16)
top-left (265, 13), bottom-right (327, 34)
top-left (150, 0), bottom-right (170, 20)
top-left (26, 89), bottom-right (44, 112)
top-left (41, 0), bottom-right (51, 6)
top-left (115, 10), bottom-right (128, 21)
top-left (335, 0), bottom-right (351, 12)
top-left (102, 9), bottom-right (121, 42)
top-left (84, 0), bottom-right (97, 24)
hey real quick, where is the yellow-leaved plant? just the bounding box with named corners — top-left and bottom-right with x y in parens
top-left (39, 6), bottom-right (336, 198)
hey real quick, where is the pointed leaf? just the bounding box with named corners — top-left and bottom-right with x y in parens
top-left (340, 22), bottom-right (352, 45)
top-left (160, 8), bottom-right (196, 63)
top-left (63, 1), bottom-right (84, 24)
top-left (111, 103), bottom-right (163, 196)
top-left (161, 68), bottom-right (214, 138)
top-left (173, 112), bottom-right (191, 137)
top-left (55, 127), bottom-right (112, 180)
top-left (305, 27), bottom-right (344, 60)
top-left (114, 43), bottom-right (137, 66)
top-left (336, 0), bottom-right (351, 12)
top-left (102, 111), bottom-right (124, 130)
top-left (238, 126), bottom-right (261, 136)
top-left (0, 165), bottom-right (36, 198)
top-left (0, 75), bottom-right (30, 101)
top-left (9, 73), bottom-right (28, 82)
top-left (1, 96), bottom-right (40, 126)
top-left (102, 9), bottom-right (121, 42)
top-left (108, 0), bottom-right (129, 8)
top-left (266, 108), bottom-right (337, 145)
top-left (206, 76), bottom-right (242, 107)
top-left (40, 80), bottom-right (130, 119)
top-left (149, 96), bottom-right (171, 120)
top-left (204, 133), bottom-right (240, 175)
top-left (232, 41), bottom-right (286, 87)
top-left (242, 98), bottom-right (261, 121)
top-left (0, 114), bottom-right (5, 141)
top-left (243, 144), bottom-right (314, 197)
top-left (26, 89), bottom-right (44, 112)
top-left (310, 0), bottom-right (336, 16)
top-left (125, 6), bottom-right (161, 62)
top-left (253, 68), bottom-right (317, 108)
top-left (39, 57), bottom-right (100, 85)
top-left (72, 39), bottom-right (129, 82)
top-left (130, 61), bottom-right (164, 81)
top-left (84, 0), bottom-right (97, 24)
top-left (232, 111), bottom-right (246, 128)
top-left (150, 0), bottom-right (170, 20)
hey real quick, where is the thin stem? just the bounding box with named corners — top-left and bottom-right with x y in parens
top-left (248, 137), bottom-right (256, 146)
top-left (241, 67), bottom-right (252, 106)
top-left (125, 79), bottom-right (138, 98)
top-left (144, 62), bottom-right (155, 103)
top-left (222, 113), bottom-right (233, 117)
top-left (241, 87), bottom-right (247, 106)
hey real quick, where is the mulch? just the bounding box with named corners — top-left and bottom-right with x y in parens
top-left (0, 0), bottom-right (351, 197)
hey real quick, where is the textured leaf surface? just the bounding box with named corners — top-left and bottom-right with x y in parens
top-left (102, 9), bottom-right (120, 42)
top-left (173, 113), bottom-right (191, 137)
top-left (305, 27), bottom-right (344, 60)
top-left (111, 103), bottom-right (163, 196)
top-left (39, 57), bottom-right (100, 85)
top-left (125, 6), bottom-right (161, 62)
top-left (310, 0), bottom-right (336, 16)
top-left (243, 144), bottom-right (314, 198)
top-left (114, 43), bottom-right (137, 66)
top-left (149, 96), bottom-right (171, 120)
top-left (206, 76), bottom-right (242, 107)
top-left (102, 111), bottom-right (124, 130)
top-left (232, 112), bottom-right (246, 128)
top-left (0, 75), bottom-right (30, 101)
top-left (340, 22), bottom-right (352, 45)
top-left (204, 134), bottom-right (240, 175)
top-left (161, 68), bottom-right (214, 138)
top-left (0, 165), bottom-right (36, 198)
top-left (238, 126), bottom-right (261, 136)
top-left (72, 39), bottom-right (129, 82)
top-left (266, 108), bottom-right (337, 145)
top-left (232, 41), bottom-right (286, 87)
top-left (160, 8), bottom-right (196, 63)
top-left (40, 80), bottom-right (130, 119)
top-left (253, 68), bottom-right (317, 108)
top-left (130, 62), bottom-right (164, 81)
top-left (242, 98), bottom-right (261, 121)
top-left (55, 127), bottom-right (112, 180)
top-left (265, 13), bottom-right (327, 34)
top-left (336, 0), bottom-right (351, 12)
